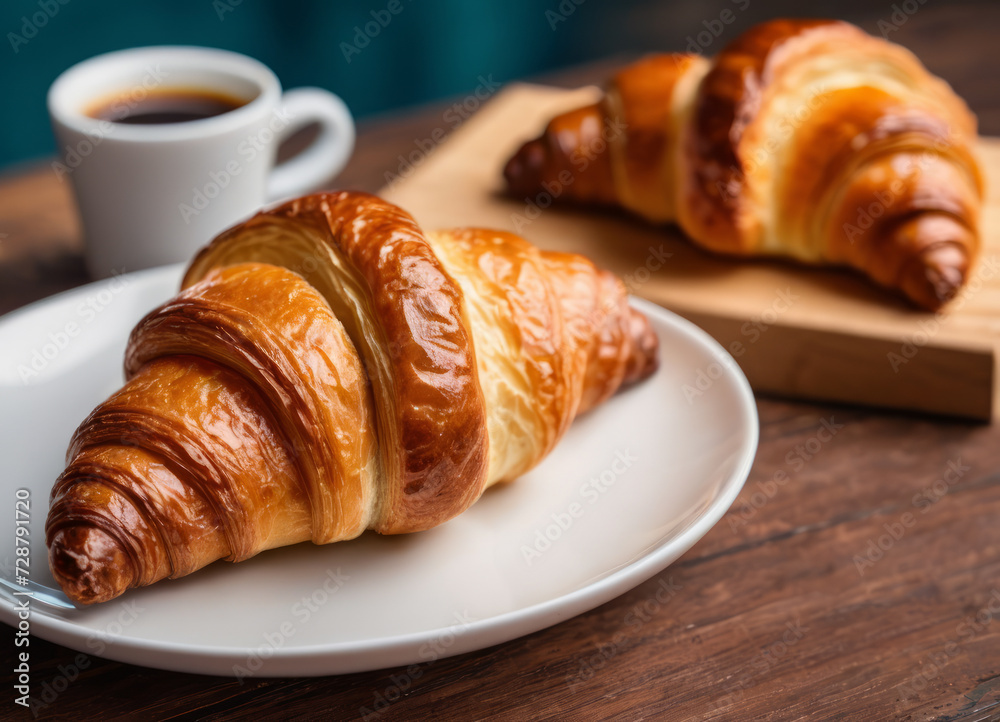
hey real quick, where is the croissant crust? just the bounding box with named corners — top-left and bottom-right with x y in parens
top-left (47, 192), bottom-right (659, 604)
top-left (504, 19), bottom-right (983, 310)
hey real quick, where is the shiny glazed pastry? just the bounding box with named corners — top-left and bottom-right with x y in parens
top-left (46, 191), bottom-right (659, 605)
top-left (504, 19), bottom-right (983, 311)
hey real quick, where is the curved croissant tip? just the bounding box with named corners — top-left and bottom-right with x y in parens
top-left (503, 138), bottom-right (547, 197)
top-left (900, 242), bottom-right (971, 312)
top-left (622, 308), bottom-right (660, 385)
top-left (49, 526), bottom-right (134, 605)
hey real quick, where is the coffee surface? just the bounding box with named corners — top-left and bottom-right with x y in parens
top-left (89, 89), bottom-right (247, 124)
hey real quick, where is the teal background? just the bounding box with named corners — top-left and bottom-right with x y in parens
top-left (0, 0), bottom-right (994, 170)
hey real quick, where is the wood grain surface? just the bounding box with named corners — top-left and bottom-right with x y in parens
top-left (3, 7), bottom-right (1000, 721)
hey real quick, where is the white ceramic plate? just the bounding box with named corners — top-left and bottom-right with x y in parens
top-left (0, 265), bottom-right (757, 677)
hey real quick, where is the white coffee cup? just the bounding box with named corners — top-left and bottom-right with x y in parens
top-left (48, 46), bottom-right (355, 278)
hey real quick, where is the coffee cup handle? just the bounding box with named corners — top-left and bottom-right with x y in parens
top-left (266, 88), bottom-right (355, 202)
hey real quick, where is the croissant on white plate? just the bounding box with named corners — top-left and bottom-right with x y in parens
top-left (503, 18), bottom-right (984, 311)
top-left (45, 191), bottom-right (659, 605)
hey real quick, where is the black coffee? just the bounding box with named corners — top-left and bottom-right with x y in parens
top-left (88, 89), bottom-right (247, 125)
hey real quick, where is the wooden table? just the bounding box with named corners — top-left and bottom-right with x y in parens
top-left (4, 13), bottom-right (1000, 722)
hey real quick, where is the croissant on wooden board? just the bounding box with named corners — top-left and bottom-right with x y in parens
top-left (503, 19), bottom-right (984, 311)
top-left (45, 191), bottom-right (659, 605)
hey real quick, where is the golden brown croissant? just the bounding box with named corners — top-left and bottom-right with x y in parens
top-left (45, 191), bottom-right (658, 605)
top-left (503, 19), bottom-right (984, 311)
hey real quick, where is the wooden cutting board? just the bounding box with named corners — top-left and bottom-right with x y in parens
top-left (380, 83), bottom-right (1000, 421)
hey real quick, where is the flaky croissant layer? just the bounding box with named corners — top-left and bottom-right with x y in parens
top-left (504, 19), bottom-right (983, 310)
top-left (46, 191), bottom-right (658, 605)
